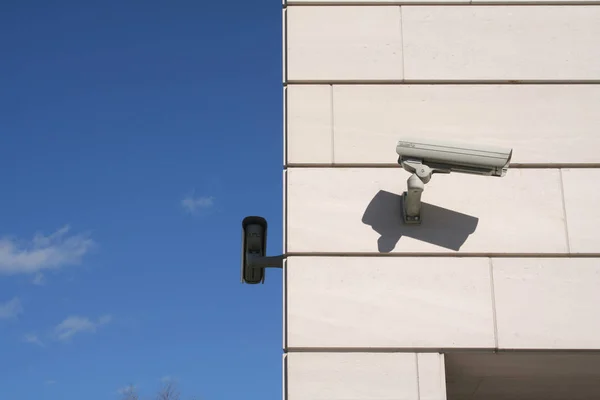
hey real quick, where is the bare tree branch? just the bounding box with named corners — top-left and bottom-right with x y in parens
top-left (157, 381), bottom-right (180, 400)
top-left (119, 379), bottom-right (200, 400)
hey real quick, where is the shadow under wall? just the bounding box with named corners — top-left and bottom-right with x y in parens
top-left (361, 190), bottom-right (479, 253)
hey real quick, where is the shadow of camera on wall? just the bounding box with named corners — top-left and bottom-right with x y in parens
top-left (362, 190), bottom-right (479, 253)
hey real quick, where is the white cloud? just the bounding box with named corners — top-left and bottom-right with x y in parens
top-left (0, 225), bottom-right (94, 275)
top-left (0, 297), bottom-right (23, 319)
top-left (117, 384), bottom-right (138, 396)
top-left (97, 314), bottom-right (112, 325)
top-left (54, 314), bottom-right (112, 341)
top-left (181, 195), bottom-right (214, 214)
top-left (23, 333), bottom-right (44, 347)
top-left (32, 273), bottom-right (45, 286)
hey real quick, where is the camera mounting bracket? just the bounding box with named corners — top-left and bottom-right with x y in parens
top-left (245, 254), bottom-right (284, 270)
top-left (400, 159), bottom-right (450, 225)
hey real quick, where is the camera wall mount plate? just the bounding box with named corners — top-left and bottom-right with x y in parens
top-left (402, 192), bottom-right (422, 225)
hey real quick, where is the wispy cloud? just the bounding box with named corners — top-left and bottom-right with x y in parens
top-left (181, 195), bottom-right (214, 214)
top-left (117, 384), bottom-right (138, 397)
top-left (54, 314), bottom-right (112, 341)
top-left (44, 380), bottom-right (56, 385)
top-left (0, 298), bottom-right (23, 319)
top-left (23, 333), bottom-right (44, 347)
top-left (0, 226), bottom-right (94, 275)
top-left (32, 273), bottom-right (45, 286)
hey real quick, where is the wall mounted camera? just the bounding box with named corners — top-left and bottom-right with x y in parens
top-left (396, 138), bottom-right (513, 224)
top-left (241, 216), bottom-right (283, 284)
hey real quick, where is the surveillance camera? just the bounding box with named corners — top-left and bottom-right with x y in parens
top-left (241, 216), bottom-right (267, 284)
top-left (395, 138), bottom-right (513, 224)
top-left (241, 216), bottom-right (283, 284)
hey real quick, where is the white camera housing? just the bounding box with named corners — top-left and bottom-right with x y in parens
top-left (397, 137), bottom-right (512, 178)
top-left (396, 138), bottom-right (513, 224)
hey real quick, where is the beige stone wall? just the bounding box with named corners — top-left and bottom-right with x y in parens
top-left (282, 1), bottom-right (600, 399)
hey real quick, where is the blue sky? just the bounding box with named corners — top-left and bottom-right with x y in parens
top-left (0, 1), bottom-right (283, 399)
